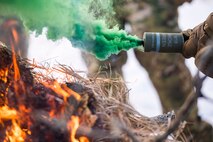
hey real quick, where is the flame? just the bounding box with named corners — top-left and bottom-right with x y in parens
top-left (46, 93), bottom-right (58, 118)
top-left (11, 29), bottom-right (21, 82)
top-left (79, 137), bottom-right (89, 142)
top-left (44, 82), bottom-right (89, 141)
top-left (1, 25), bottom-right (89, 141)
top-left (18, 105), bottom-right (32, 128)
top-left (0, 106), bottom-right (31, 141)
top-left (11, 26), bottom-right (21, 56)
top-left (12, 50), bottom-right (20, 81)
top-left (61, 84), bottom-right (81, 101)
top-left (68, 116), bottom-right (89, 142)
top-left (11, 28), bottom-right (19, 45)
top-left (69, 116), bottom-right (79, 142)
top-left (10, 27), bottom-right (26, 96)
top-left (43, 81), bottom-right (81, 102)
top-left (18, 105), bottom-right (31, 114)
top-left (49, 110), bottom-right (56, 118)
top-left (4, 120), bottom-right (26, 142)
top-left (0, 26), bottom-right (29, 142)
top-left (0, 106), bottom-right (17, 122)
top-left (0, 68), bottom-right (9, 83)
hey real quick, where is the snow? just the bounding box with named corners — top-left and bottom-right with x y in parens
top-left (122, 50), bottom-right (162, 116)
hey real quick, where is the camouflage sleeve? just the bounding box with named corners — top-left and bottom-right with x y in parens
top-left (182, 12), bottom-right (213, 78)
top-left (182, 12), bottom-right (213, 58)
top-left (175, 0), bottom-right (193, 6)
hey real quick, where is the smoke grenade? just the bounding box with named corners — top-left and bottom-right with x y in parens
top-left (142, 32), bottom-right (184, 53)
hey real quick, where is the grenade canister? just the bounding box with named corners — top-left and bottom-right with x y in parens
top-left (143, 32), bottom-right (184, 53)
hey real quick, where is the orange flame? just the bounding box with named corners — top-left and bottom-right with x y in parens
top-left (43, 81), bottom-right (81, 102)
top-left (0, 68), bottom-right (9, 83)
top-left (10, 27), bottom-right (26, 96)
top-left (11, 28), bottom-right (20, 82)
top-left (79, 137), bottom-right (89, 142)
top-left (11, 28), bottom-right (19, 45)
top-left (0, 106), bottom-right (17, 122)
top-left (4, 120), bottom-right (26, 142)
top-left (68, 116), bottom-right (89, 142)
top-left (61, 84), bottom-right (81, 101)
top-left (0, 106), bottom-right (31, 141)
top-left (43, 82), bottom-right (89, 141)
top-left (1, 23), bottom-right (90, 142)
top-left (12, 50), bottom-right (21, 81)
top-left (1, 26), bottom-right (88, 141)
top-left (18, 105), bottom-right (32, 128)
top-left (18, 105), bottom-right (31, 114)
top-left (69, 116), bottom-right (79, 142)
top-left (49, 110), bottom-right (56, 118)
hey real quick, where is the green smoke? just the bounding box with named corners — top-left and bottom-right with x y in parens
top-left (0, 0), bottom-right (143, 60)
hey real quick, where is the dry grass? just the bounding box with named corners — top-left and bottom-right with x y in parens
top-left (29, 62), bottom-right (185, 142)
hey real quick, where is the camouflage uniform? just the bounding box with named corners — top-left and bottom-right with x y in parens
top-left (82, 0), bottom-right (213, 141)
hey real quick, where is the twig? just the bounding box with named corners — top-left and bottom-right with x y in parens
top-left (154, 72), bottom-right (206, 142)
top-left (109, 117), bottom-right (140, 142)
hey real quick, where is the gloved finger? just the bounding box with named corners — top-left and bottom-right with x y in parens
top-left (182, 29), bottom-right (192, 39)
top-left (204, 12), bottom-right (213, 37)
top-left (195, 44), bottom-right (213, 78)
top-left (182, 30), bottom-right (198, 58)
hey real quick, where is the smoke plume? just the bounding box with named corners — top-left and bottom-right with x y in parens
top-left (0, 0), bottom-right (143, 60)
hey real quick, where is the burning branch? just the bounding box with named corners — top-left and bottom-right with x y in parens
top-left (0, 46), bottom-right (184, 142)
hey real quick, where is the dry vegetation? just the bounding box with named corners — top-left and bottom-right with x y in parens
top-left (0, 45), bottom-right (187, 142)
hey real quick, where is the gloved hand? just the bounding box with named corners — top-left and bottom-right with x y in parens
top-left (195, 45), bottom-right (213, 78)
top-left (182, 12), bottom-right (213, 78)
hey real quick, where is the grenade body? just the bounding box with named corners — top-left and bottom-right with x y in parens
top-left (143, 32), bottom-right (184, 53)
